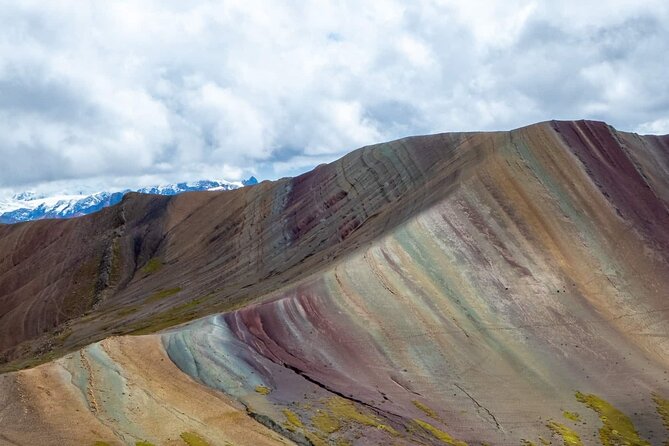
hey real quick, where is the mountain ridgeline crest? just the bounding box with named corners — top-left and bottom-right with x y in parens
top-left (0, 120), bottom-right (668, 445)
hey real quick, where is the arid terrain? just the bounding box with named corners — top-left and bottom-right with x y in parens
top-left (1, 120), bottom-right (668, 445)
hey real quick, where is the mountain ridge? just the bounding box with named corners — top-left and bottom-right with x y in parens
top-left (2, 119), bottom-right (667, 368)
top-left (1, 120), bottom-right (668, 445)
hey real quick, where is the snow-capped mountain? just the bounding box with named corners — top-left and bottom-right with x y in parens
top-left (0, 177), bottom-right (258, 224)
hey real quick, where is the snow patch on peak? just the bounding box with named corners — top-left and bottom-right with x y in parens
top-left (0, 177), bottom-right (258, 224)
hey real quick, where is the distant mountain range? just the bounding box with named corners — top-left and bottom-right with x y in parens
top-left (0, 177), bottom-right (258, 224)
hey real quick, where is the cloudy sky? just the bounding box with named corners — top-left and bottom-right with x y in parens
top-left (1, 0), bottom-right (668, 195)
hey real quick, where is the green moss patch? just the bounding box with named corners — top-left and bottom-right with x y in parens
top-left (283, 408), bottom-right (304, 431)
top-left (180, 431), bottom-right (210, 446)
top-left (546, 421), bottom-right (583, 446)
top-left (145, 287), bottom-right (182, 303)
top-left (254, 385), bottom-right (271, 395)
top-left (562, 410), bottom-right (581, 422)
top-left (575, 391), bottom-right (650, 446)
top-left (312, 409), bottom-right (341, 434)
top-left (116, 306), bottom-right (139, 317)
top-left (413, 419), bottom-right (467, 446)
top-left (141, 258), bottom-right (163, 275)
top-left (326, 397), bottom-right (398, 436)
top-left (412, 400), bottom-right (440, 420)
top-left (653, 393), bottom-right (669, 433)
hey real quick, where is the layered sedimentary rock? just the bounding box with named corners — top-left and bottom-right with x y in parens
top-left (0, 125), bottom-right (490, 366)
top-left (0, 335), bottom-right (290, 445)
top-left (1, 120), bottom-right (668, 445)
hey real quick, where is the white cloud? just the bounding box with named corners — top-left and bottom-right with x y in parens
top-left (0, 0), bottom-right (667, 193)
top-left (636, 118), bottom-right (669, 135)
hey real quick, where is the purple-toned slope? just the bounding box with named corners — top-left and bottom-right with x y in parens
top-left (1, 121), bottom-right (668, 445)
top-left (165, 121), bottom-right (669, 445)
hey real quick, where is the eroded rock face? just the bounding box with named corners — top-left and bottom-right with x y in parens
top-left (0, 127), bottom-right (493, 366)
top-left (1, 120), bottom-right (669, 445)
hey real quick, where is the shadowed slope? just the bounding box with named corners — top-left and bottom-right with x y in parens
top-left (1, 120), bottom-right (668, 445)
top-left (0, 129), bottom-right (495, 368)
